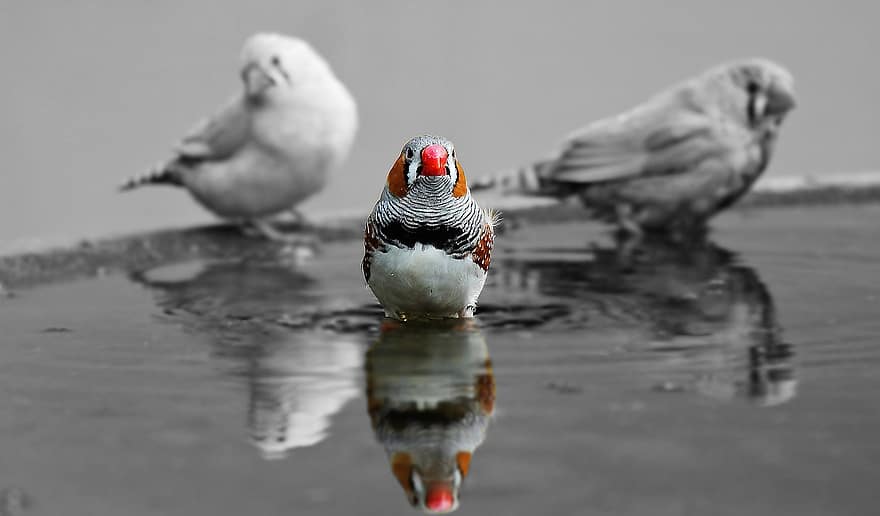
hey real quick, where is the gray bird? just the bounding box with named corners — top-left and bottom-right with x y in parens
top-left (120, 33), bottom-right (358, 241)
top-left (470, 58), bottom-right (796, 236)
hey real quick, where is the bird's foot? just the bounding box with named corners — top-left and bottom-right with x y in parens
top-left (271, 209), bottom-right (315, 231)
top-left (668, 222), bottom-right (710, 245)
top-left (612, 229), bottom-right (644, 270)
top-left (614, 204), bottom-right (644, 240)
top-left (458, 305), bottom-right (477, 319)
top-left (243, 219), bottom-right (317, 246)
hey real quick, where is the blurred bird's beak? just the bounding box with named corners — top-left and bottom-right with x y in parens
top-left (422, 481), bottom-right (458, 513)
top-left (390, 452), bottom-right (462, 513)
top-left (241, 62), bottom-right (276, 97)
top-left (765, 85), bottom-right (797, 116)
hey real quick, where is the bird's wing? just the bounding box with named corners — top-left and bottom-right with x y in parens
top-left (172, 97), bottom-right (252, 163)
top-left (362, 219), bottom-right (381, 282)
top-left (547, 98), bottom-right (732, 185)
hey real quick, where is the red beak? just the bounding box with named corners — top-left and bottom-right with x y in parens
top-left (424, 483), bottom-right (455, 512)
top-left (420, 144), bottom-right (448, 176)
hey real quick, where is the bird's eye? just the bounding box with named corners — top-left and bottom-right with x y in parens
top-left (270, 55), bottom-right (281, 67)
top-left (405, 148), bottom-right (415, 160)
top-left (746, 81), bottom-right (760, 95)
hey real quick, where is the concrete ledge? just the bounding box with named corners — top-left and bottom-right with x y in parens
top-left (747, 172), bottom-right (880, 206)
top-left (0, 221), bottom-right (363, 291)
top-left (0, 173), bottom-right (878, 290)
top-left (483, 172), bottom-right (880, 224)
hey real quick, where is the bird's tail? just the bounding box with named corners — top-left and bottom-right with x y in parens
top-left (469, 158), bottom-right (561, 196)
top-left (468, 159), bottom-right (568, 212)
top-left (118, 162), bottom-right (182, 192)
top-left (468, 161), bottom-right (541, 194)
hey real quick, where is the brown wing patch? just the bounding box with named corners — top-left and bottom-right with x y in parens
top-left (453, 160), bottom-right (468, 198)
top-left (475, 357), bottom-right (496, 414)
top-left (386, 153), bottom-right (408, 198)
top-left (471, 223), bottom-right (494, 271)
top-left (363, 221), bottom-right (382, 282)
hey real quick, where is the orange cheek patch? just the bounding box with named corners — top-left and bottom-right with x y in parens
top-left (456, 451), bottom-right (472, 478)
top-left (453, 161), bottom-right (468, 198)
top-left (386, 154), bottom-right (408, 198)
top-left (391, 452), bottom-right (415, 496)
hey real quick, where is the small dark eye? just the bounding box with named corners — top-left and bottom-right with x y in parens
top-left (270, 55), bottom-right (281, 67)
top-left (746, 81), bottom-right (760, 94)
top-left (405, 148), bottom-right (415, 159)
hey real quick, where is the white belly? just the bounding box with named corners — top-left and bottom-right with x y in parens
top-left (185, 146), bottom-right (328, 219)
top-left (368, 244), bottom-right (487, 320)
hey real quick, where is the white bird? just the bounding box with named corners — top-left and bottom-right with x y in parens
top-left (247, 331), bottom-right (363, 461)
top-left (363, 135), bottom-right (498, 321)
top-left (120, 32), bottom-right (358, 241)
top-left (470, 58), bottom-right (796, 236)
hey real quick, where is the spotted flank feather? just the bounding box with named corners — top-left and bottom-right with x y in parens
top-left (471, 222), bottom-right (494, 272)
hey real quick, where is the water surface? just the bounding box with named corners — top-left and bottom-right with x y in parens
top-left (1, 204), bottom-right (879, 515)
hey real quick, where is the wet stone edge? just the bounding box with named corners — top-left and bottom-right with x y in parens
top-left (0, 179), bottom-right (878, 290)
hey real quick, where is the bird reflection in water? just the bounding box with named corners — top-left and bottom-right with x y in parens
top-left (498, 233), bottom-right (796, 406)
top-left (130, 259), bottom-right (365, 459)
top-left (245, 329), bottom-right (362, 459)
top-left (365, 319), bottom-right (495, 514)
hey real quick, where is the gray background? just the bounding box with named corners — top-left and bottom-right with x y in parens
top-left (1, 0), bottom-right (877, 247)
